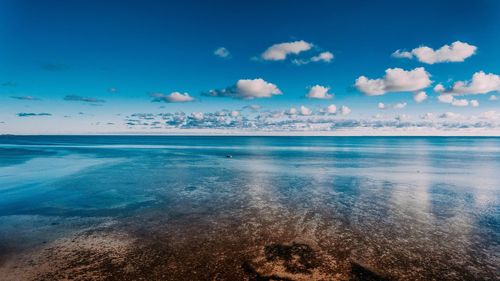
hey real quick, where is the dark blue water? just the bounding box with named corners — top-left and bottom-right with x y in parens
top-left (0, 136), bottom-right (498, 280)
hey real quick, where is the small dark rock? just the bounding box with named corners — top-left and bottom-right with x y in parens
top-left (350, 260), bottom-right (391, 281)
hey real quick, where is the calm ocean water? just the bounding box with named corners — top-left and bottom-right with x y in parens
top-left (0, 136), bottom-right (498, 280)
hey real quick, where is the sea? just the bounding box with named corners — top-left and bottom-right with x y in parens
top-left (0, 136), bottom-right (498, 280)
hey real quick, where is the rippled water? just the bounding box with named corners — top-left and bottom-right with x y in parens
top-left (0, 136), bottom-right (498, 280)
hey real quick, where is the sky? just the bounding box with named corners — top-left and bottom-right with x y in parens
top-left (1, 0), bottom-right (500, 135)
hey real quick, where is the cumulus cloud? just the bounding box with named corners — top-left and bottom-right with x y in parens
top-left (438, 94), bottom-right (453, 104)
top-left (378, 102), bottom-right (386, 109)
top-left (311, 51), bottom-right (334, 63)
top-left (440, 112), bottom-right (461, 119)
top-left (393, 102), bottom-right (407, 109)
top-left (438, 94), bottom-right (475, 107)
top-left (306, 85), bottom-right (333, 99)
top-left (325, 104), bottom-right (337, 114)
top-left (204, 78), bottom-right (281, 99)
top-left (421, 113), bottom-right (435, 120)
top-left (299, 105), bottom-right (313, 116)
top-left (285, 107), bottom-right (298, 116)
top-left (392, 41), bottom-right (477, 64)
top-left (490, 95), bottom-right (498, 101)
top-left (122, 108), bottom-right (500, 133)
top-left (63, 95), bottom-right (105, 103)
top-left (214, 47), bottom-right (230, 58)
top-left (434, 71), bottom-right (500, 95)
top-left (10, 96), bottom-right (40, 101)
top-left (413, 91), bottom-right (427, 103)
top-left (395, 114), bottom-right (410, 121)
top-left (17, 112), bottom-right (52, 117)
top-left (108, 87), bottom-right (118, 93)
top-left (451, 98), bottom-right (469, 107)
top-left (479, 110), bottom-right (500, 120)
top-left (150, 92), bottom-right (194, 103)
top-left (261, 40), bottom-right (312, 61)
top-left (355, 67), bottom-right (431, 95)
top-left (339, 105), bottom-right (351, 115)
top-left (191, 112), bottom-right (204, 120)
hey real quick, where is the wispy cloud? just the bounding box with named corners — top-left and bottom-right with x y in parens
top-left (41, 62), bottom-right (71, 71)
top-left (214, 47), bottom-right (230, 58)
top-left (63, 95), bottom-right (106, 103)
top-left (17, 112), bottom-right (52, 117)
top-left (1, 81), bottom-right (17, 87)
top-left (10, 96), bottom-right (40, 101)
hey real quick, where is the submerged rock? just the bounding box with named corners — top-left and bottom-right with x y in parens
top-left (350, 260), bottom-right (391, 281)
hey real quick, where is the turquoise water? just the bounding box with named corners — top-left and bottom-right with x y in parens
top-left (0, 136), bottom-right (498, 280)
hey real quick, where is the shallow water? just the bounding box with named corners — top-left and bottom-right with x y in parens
top-left (0, 136), bottom-right (498, 280)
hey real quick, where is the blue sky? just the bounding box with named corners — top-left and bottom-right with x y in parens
top-left (1, 0), bottom-right (499, 134)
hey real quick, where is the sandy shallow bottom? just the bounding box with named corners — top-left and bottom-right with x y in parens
top-left (0, 207), bottom-right (497, 281)
top-left (0, 220), bottom-right (383, 281)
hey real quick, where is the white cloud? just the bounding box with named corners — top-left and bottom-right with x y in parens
top-left (237, 79), bottom-right (281, 98)
top-left (435, 71), bottom-right (500, 95)
top-left (438, 94), bottom-right (454, 104)
top-left (440, 112), bottom-right (461, 119)
top-left (243, 104), bottom-right (262, 111)
top-left (292, 51), bottom-right (334, 65)
top-left (325, 104), bottom-right (337, 114)
top-left (438, 93), bottom-right (478, 107)
top-left (306, 85), bottom-right (333, 99)
top-left (151, 92), bottom-right (194, 103)
top-left (191, 112), bottom-right (204, 120)
top-left (393, 102), bottom-right (407, 109)
top-left (261, 40), bottom-right (312, 61)
top-left (421, 113), bottom-right (435, 120)
top-left (480, 110), bottom-right (500, 120)
top-left (339, 105), bottom-right (351, 115)
top-left (230, 110), bottom-right (240, 117)
top-left (395, 114), bottom-right (409, 121)
top-left (391, 50), bottom-right (413, 59)
top-left (378, 102), bottom-right (386, 109)
top-left (214, 47), bottom-right (230, 58)
top-left (490, 95), bottom-right (498, 101)
top-left (205, 78), bottom-right (282, 99)
top-left (355, 67), bottom-right (431, 95)
top-left (311, 51), bottom-right (334, 63)
top-left (392, 41), bottom-right (477, 64)
top-left (123, 109), bottom-right (500, 135)
top-left (286, 107), bottom-right (298, 115)
top-left (451, 98), bottom-right (469, 107)
top-left (299, 105), bottom-right (313, 116)
top-left (413, 91), bottom-right (428, 103)
top-left (434, 84), bottom-right (445, 92)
